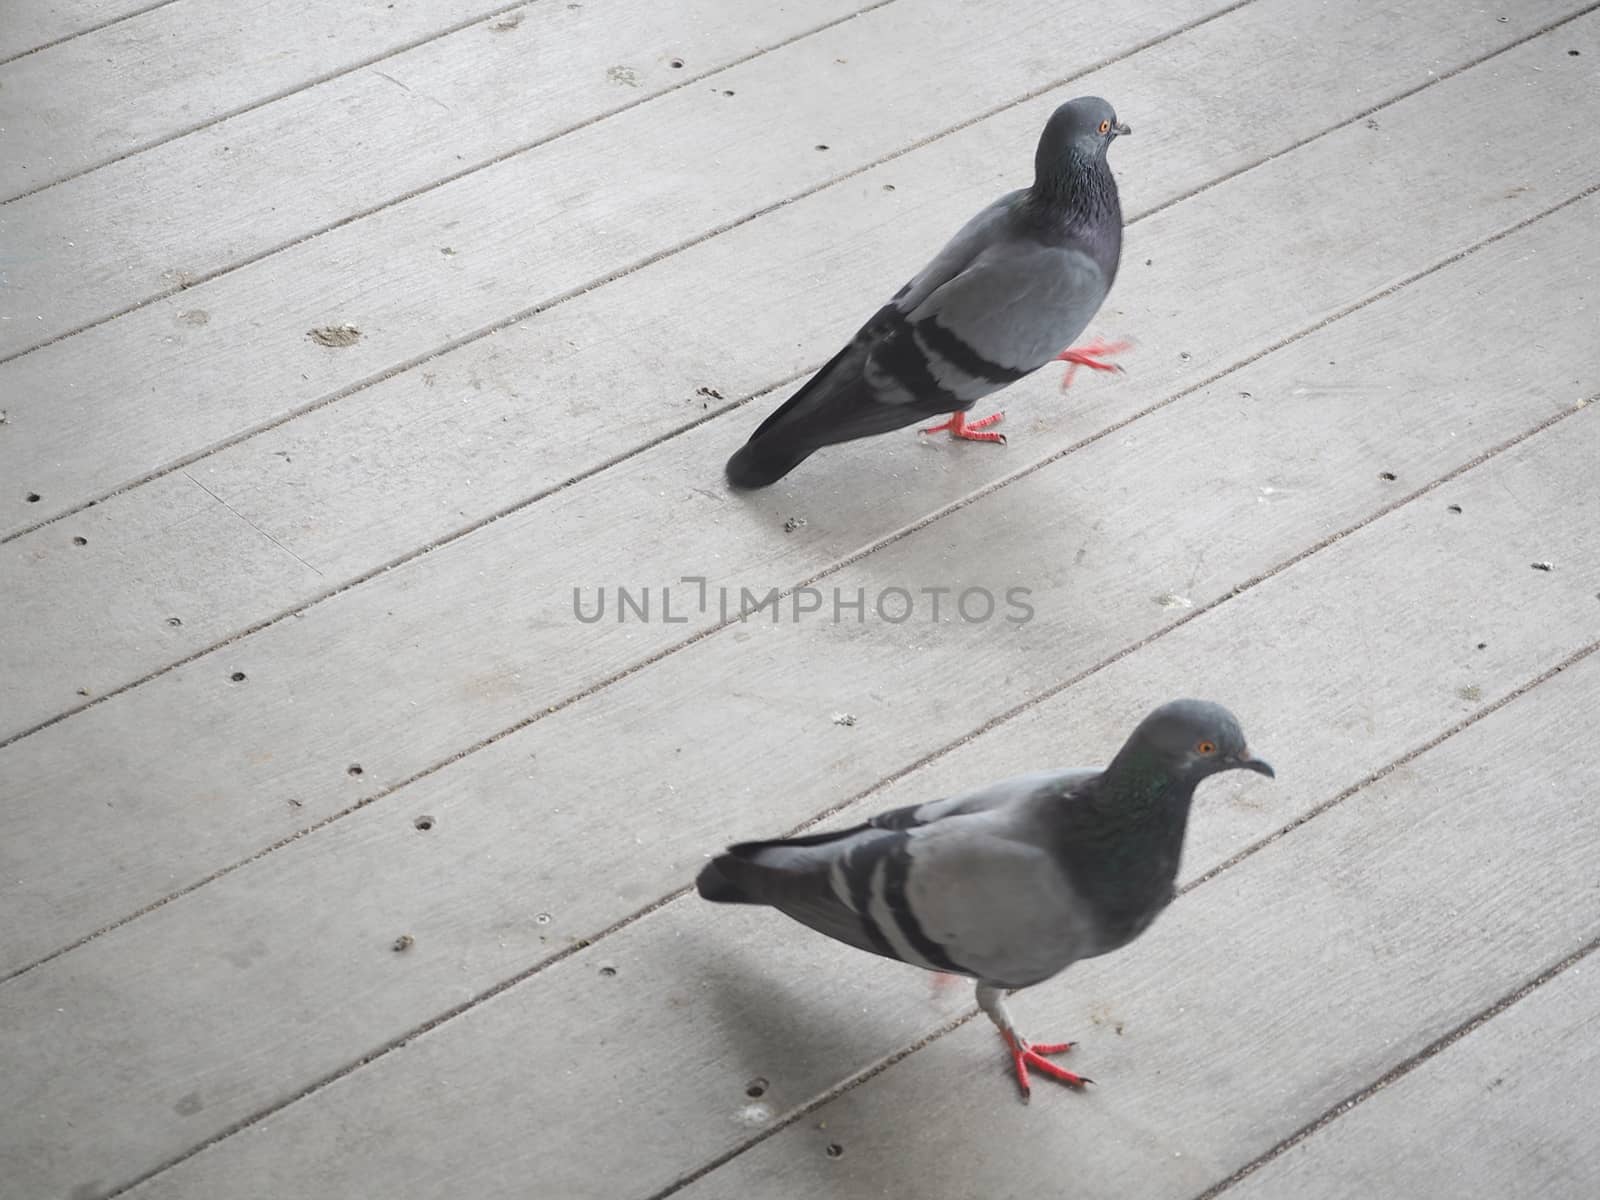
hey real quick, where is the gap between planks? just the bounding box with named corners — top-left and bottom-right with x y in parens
top-left (651, 912), bottom-right (1600, 1200)
top-left (0, 0), bottom-right (905, 361)
top-left (0, 7), bottom-right (1589, 721)
top-left (0, 1), bottom-right (182, 67)
top-left (1, 180), bottom-right (1594, 987)
top-left (98, 633), bottom-right (1600, 1200)
top-left (1187, 931), bottom-right (1600, 1200)
top-left (0, 0), bottom-right (663, 202)
top-left (0, 0), bottom-right (1264, 482)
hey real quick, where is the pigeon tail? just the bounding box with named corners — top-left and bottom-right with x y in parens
top-left (695, 856), bottom-right (762, 903)
top-left (724, 437), bottom-right (816, 490)
top-left (724, 336), bottom-right (871, 489)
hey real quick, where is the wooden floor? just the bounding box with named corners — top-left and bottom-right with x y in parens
top-left (2, 1), bottom-right (1598, 1196)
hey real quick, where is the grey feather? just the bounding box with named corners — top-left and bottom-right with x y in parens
top-left (696, 699), bottom-right (1275, 1046)
top-left (725, 95), bottom-right (1130, 489)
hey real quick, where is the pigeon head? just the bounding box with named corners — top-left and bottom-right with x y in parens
top-left (1123, 699), bottom-right (1274, 783)
top-left (1034, 96), bottom-right (1130, 182)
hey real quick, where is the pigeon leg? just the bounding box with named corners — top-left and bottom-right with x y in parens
top-left (919, 410), bottom-right (1006, 444)
top-left (976, 983), bottom-right (1090, 1103)
top-left (1055, 337), bottom-right (1132, 391)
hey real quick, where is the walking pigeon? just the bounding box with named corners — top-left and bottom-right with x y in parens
top-left (695, 700), bottom-right (1273, 1101)
top-left (724, 95), bottom-right (1131, 490)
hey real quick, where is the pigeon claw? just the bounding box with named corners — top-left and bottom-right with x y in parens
top-left (1055, 338), bottom-right (1132, 391)
top-left (1001, 1031), bottom-right (1090, 1103)
top-left (920, 410), bottom-right (1006, 444)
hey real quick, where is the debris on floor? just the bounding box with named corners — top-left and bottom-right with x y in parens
top-left (308, 324), bottom-right (363, 348)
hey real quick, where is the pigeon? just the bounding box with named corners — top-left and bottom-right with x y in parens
top-left (724, 95), bottom-right (1131, 490)
top-left (695, 699), bottom-right (1273, 1101)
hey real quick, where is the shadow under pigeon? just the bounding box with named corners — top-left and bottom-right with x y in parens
top-left (672, 915), bottom-right (968, 1117)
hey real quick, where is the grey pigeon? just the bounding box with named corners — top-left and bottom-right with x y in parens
top-left (724, 95), bottom-right (1131, 490)
top-left (695, 699), bottom-right (1272, 1100)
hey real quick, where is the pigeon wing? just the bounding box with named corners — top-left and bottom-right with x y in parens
top-left (704, 768), bottom-right (1099, 983)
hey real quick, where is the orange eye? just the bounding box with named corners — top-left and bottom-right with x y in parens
top-left (1196, 740), bottom-right (1217, 755)
top-left (1098, 119), bottom-right (1111, 135)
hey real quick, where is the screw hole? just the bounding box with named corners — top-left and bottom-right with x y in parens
top-left (1378, 471), bottom-right (1396, 481)
top-left (882, 183), bottom-right (895, 191)
top-left (1239, 391), bottom-right (1252, 400)
top-left (1447, 504), bottom-right (1462, 514)
top-left (669, 57), bottom-right (684, 68)
top-left (72, 536), bottom-right (88, 546)
top-left (825, 1143), bottom-right (844, 1159)
top-left (1179, 351), bottom-right (1191, 361)
top-left (745, 1076), bottom-right (768, 1098)
top-left (347, 763), bottom-right (364, 777)
top-left (1570, 49), bottom-right (1581, 55)
top-left (599, 965), bottom-right (617, 978)
top-left (166, 616), bottom-right (183, 627)
top-left (229, 671), bottom-right (246, 683)
top-left (414, 815), bottom-right (434, 831)
top-left (1476, 642), bottom-right (1488, 650)
top-left (535, 912), bottom-right (552, 925)
top-left (721, 89), bottom-right (734, 96)
top-left (815, 143), bottom-right (829, 151)
top-left (26, 493), bottom-right (40, 503)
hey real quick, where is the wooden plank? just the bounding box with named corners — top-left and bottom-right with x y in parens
top-left (0, 0), bottom-right (1243, 520)
top-left (87, 415), bottom-right (1600, 1200)
top-left (1222, 958), bottom-right (1600, 1200)
top-left (666, 654), bottom-right (1600, 1200)
top-left (2, 32), bottom-right (1596, 954)
top-left (0, 1), bottom-right (175, 63)
top-left (0, 0), bottom-right (528, 199)
top-left (5, 210), bottom-right (1597, 1197)
top-left (0, 0), bottom-right (874, 355)
top-left (1, 1), bottom-right (1590, 731)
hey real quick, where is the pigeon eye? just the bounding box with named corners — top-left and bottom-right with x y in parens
top-left (1195, 740), bottom-right (1217, 755)
top-left (1098, 119), bottom-right (1111, 135)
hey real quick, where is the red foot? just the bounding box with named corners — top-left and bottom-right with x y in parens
top-left (1000, 1030), bottom-right (1091, 1102)
top-left (1055, 338), bottom-right (1133, 391)
top-left (920, 410), bottom-right (1006, 444)
top-left (930, 971), bottom-right (963, 996)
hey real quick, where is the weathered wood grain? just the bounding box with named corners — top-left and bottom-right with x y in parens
top-left (0, 0), bottom-right (875, 354)
top-left (2, 4), bottom-right (1593, 735)
top-left (1223, 958), bottom-right (1600, 1200)
top-left (0, 0), bottom-right (174, 63)
top-left (4, 228), bottom-right (1596, 1196)
top-left (2, 39), bottom-right (1596, 957)
top-left (0, 0), bottom-right (530, 198)
top-left (92, 420), bottom-right (1600, 1200)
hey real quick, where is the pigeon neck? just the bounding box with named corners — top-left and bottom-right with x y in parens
top-left (1030, 152), bottom-right (1118, 220)
top-left (1097, 744), bottom-right (1196, 824)
top-left (1058, 747), bottom-right (1197, 944)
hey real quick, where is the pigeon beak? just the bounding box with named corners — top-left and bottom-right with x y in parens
top-left (1112, 121), bottom-right (1132, 136)
top-left (1232, 751), bottom-right (1275, 779)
